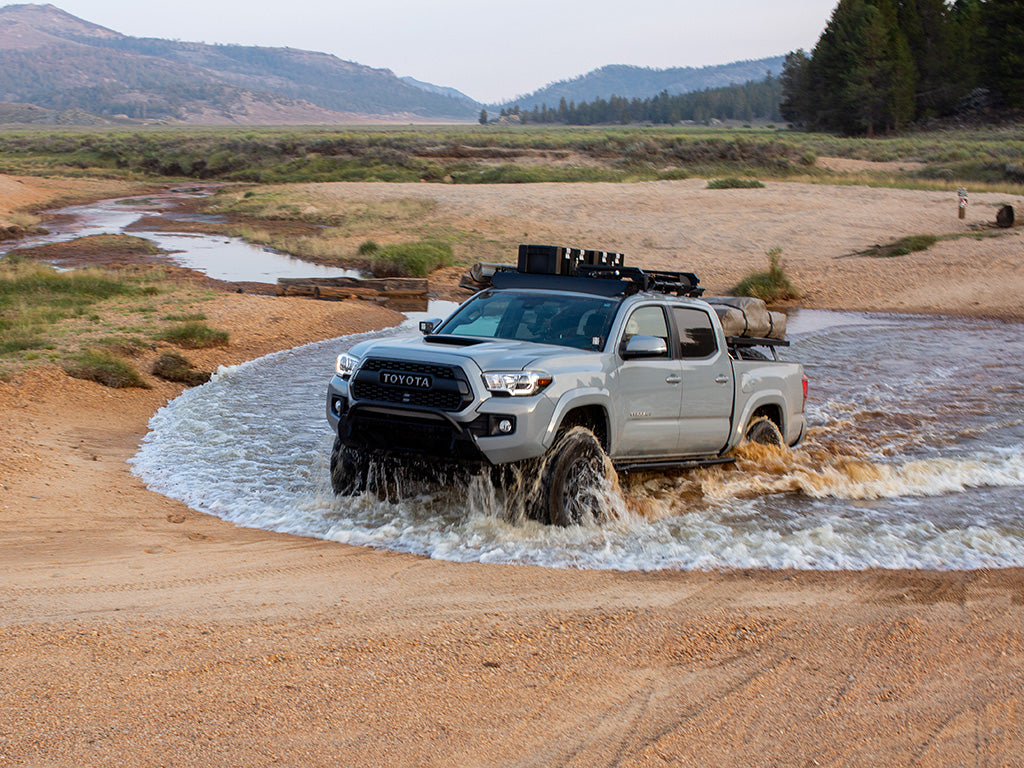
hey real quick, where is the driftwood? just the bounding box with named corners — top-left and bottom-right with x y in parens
top-left (276, 276), bottom-right (429, 312)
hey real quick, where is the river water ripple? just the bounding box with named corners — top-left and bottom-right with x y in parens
top-left (130, 310), bottom-right (1024, 571)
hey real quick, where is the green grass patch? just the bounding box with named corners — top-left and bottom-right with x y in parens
top-left (707, 177), bottom-right (765, 189)
top-left (370, 240), bottom-right (454, 277)
top-left (843, 233), bottom-right (943, 258)
top-left (157, 321), bottom-right (229, 349)
top-left (64, 348), bottom-right (150, 389)
top-left (0, 257), bottom-right (136, 356)
top-left (732, 248), bottom-right (801, 304)
top-left (874, 234), bottom-right (939, 257)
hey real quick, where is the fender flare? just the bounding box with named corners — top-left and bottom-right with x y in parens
top-left (731, 390), bottom-right (788, 446)
top-left (542, 388), bottom-right (613, 452)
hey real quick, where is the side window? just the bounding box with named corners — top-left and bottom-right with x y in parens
top-left (621, 306), bottom-right (669, 355)
top-left (673, 307), bottom-right (718, 358)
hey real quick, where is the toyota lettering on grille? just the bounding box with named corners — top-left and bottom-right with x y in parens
top-left (380, 371), bottom-right (432, 389)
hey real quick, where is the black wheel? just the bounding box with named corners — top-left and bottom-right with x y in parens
top-left (743, 417), bottom-right (784, 447)
top-left (330, 436), bottom-right (369, 496)
top-left (540, 427), bottom-right (612, 526)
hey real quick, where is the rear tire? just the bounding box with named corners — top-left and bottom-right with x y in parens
top-left (743, 417), bottom-right (784, 447)
top-left (540, 427), bottom-right (611, 526)
top-left (330, 437), bottom-right (369, 496)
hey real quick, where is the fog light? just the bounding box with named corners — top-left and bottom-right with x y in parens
top-left (487, 415), bottom-right (515, 436)
top-left (332, 397), bottom-right (346, 416)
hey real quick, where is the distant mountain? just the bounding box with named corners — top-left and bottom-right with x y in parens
top-left (0, 3), bottom-right (479, 124)
top-left (498, 57), bottom-right (786, 111)
top-left (400, 76), bottom-right (477, 105)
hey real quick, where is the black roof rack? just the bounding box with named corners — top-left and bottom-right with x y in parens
top-left (576, 264), bottom-right (703, 297)
top-left (462, 243), bottom-right (704, 298)
top-left (490, 269), bottom-right (636, 297)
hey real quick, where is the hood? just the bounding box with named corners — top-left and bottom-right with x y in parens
top-left (349, 334), bottom-right (593, 373)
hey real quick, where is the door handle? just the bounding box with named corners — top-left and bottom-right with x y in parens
top-left (665, 375), bottom-right (682, 384)
top-left (715, 375), bottom-right (729, 384)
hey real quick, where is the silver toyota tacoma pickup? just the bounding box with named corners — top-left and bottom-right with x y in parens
top-left (326, 245), bottom-right (807, 525)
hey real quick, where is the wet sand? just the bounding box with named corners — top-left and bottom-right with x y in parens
top-left (2, 174), bottom-right (1024, 766)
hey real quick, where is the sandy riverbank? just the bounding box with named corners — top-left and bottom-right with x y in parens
top-left (2, 175), bottom-right (1023, 766)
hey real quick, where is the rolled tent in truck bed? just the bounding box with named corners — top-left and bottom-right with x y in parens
top-left (706, 296), bottom-right (787, 340)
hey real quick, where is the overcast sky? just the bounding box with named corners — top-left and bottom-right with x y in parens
top-left (53, 0), bottom-right (839, 103)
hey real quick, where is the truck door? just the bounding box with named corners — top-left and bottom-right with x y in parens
top-left (614, 305), bottom-right (682, 457)
top-left (671, 306), bottom-right (734, 454)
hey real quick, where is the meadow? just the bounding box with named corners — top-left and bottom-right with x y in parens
top-left (0, 123), bottom-right (1021, 190)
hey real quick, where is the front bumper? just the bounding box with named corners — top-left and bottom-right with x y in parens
top-left (326, 375), bottom-right (555, 465)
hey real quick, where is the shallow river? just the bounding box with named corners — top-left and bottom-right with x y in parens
top-left (131, 309), bottom-right (1024, 571)
top-left (0, 191), bottom-right (359, 281)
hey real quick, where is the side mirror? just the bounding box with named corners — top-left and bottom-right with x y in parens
top-left (419, 318), bottom-right (442, 335)
top-left (621, 334), bottom-right (668, 359)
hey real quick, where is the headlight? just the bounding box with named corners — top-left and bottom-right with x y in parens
top-left (482, 371), bottom-right (553, 397)
top-left (335, 353), bottom-right (361, 379)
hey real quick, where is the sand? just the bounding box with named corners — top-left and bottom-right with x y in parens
top-left (2, 174), bottom-right (1024, 767)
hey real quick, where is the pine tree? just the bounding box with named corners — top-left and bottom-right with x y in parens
top-left (779, 50), bottom-right (812, 126)
top-left (979, 0), bottom-right (1024, 107)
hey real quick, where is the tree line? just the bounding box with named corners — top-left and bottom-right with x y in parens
top-left (490, 77), bottom-right (783, 126)
top-left (780, 0), bottom-right (1024, 135)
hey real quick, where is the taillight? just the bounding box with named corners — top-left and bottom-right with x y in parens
top-left (801, 373), bottom-right (809, 411)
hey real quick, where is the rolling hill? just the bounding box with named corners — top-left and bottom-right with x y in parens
top-left (0, 4), bottom-right (787, 125)
top-left (0, 3), bottom-right (479, 124)
top-left (498, 58), bottom-right (786, 111)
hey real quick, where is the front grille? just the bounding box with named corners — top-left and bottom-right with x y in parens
top-left (351, 357), bottom-right (472, 412)
top-left (360, 358), bottom-right (456, 379)
top-left (352, 383), bottom-right (464, 410)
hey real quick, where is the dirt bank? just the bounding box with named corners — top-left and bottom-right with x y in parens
top-left (283, 179), bottom-right (1024, 321)
top-left (2, 176), bottom-right (1023, 767)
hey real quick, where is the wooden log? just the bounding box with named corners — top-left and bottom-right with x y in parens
top-left (275, 276), bottom-right (429, 312)
top-left (277, 276), bottom-right (428, 293)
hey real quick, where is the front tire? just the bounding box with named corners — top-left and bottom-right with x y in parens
top-left (330, 437), bottom-right (369, 496)
top-left (540, 427), bottom-right (612, 526)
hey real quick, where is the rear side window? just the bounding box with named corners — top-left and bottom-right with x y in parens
top-left (672, 307), bottom-right (718, 358)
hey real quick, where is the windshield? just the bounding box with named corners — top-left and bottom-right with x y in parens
top-left (436, 291), bottom-right (619, 350)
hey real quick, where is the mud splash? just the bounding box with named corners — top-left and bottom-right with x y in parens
top-left (132, 311), bottom-right (1024, 571)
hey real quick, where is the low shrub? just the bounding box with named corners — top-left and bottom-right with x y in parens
top-left (157, 321), bottom-right (229, 348)
top-left (370, 240), bottom-right (454, 277)
top-left (731, 247), bottom-right (800, 304)
top-left (357, 239), bottom-right (380, 256)
top-left (64, 348), bottom-right (150, 389)
top-left (151, 351), bottom-right (211, 386)
top-left (707, 177), bottom-right (765, 189)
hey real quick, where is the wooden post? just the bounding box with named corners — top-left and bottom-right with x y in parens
top-left (958, 188), bottom-right (968, 220)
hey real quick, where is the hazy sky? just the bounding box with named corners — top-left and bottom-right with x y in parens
top-left (53, 0), bottom-right (839, 103)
